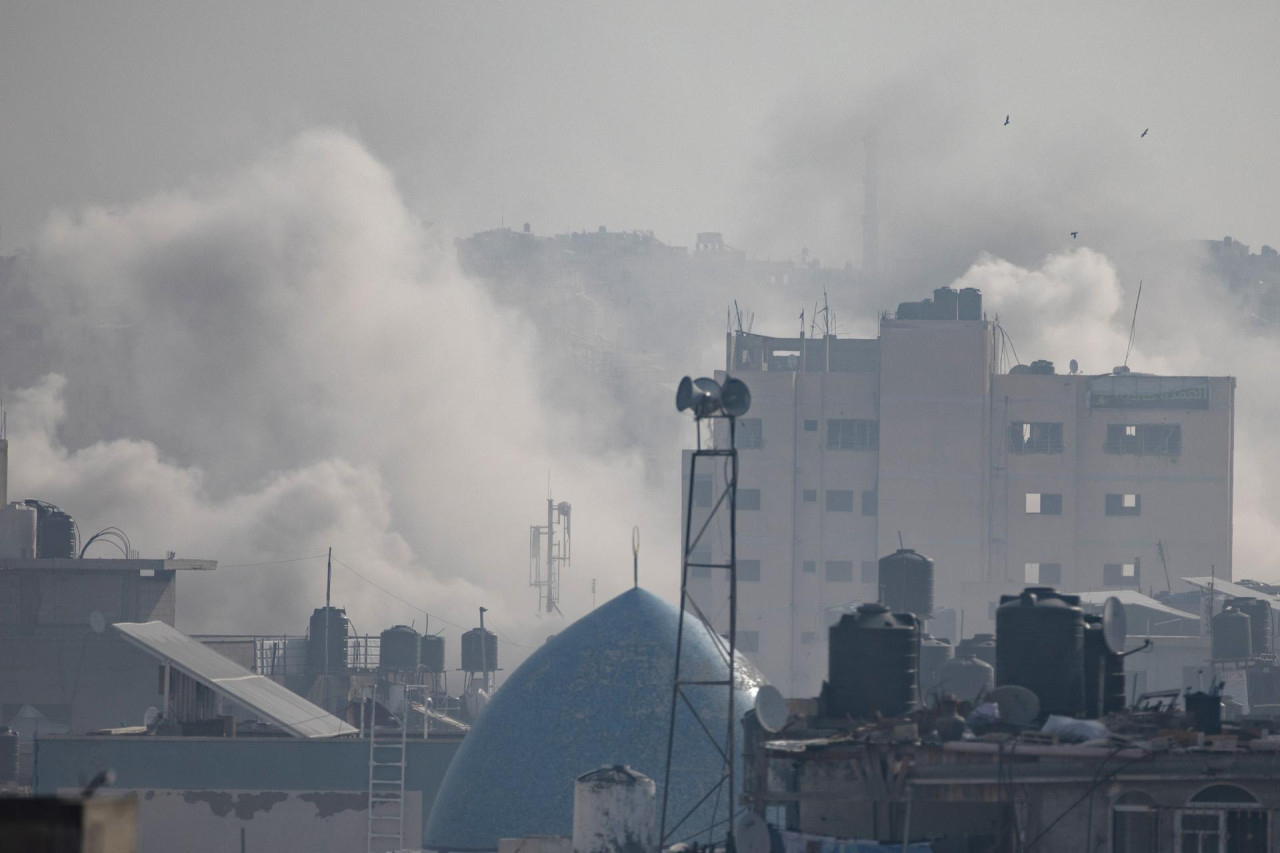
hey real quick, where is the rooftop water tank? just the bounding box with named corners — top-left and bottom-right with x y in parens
top-left (878, 548), bottom-right (934, 619)
top-left (572, 765), bottom-right (656, 853)
top-left (0, 502), bottom-right (37, 559)
top-left (996, 587), bottom-right (1085, 718)
top-left (1083, 616), bottom-right (1106, 719)
top-left (937, 655), bottom-right (993, 703)
top-left (919, 635), bottom-right (954, 702)
top-left (933, 287), bottom-right (959, 320)
top-left (1212, 609), bottom-right (1252, 661)
top-left (958, 287), bottom-right (982, 321)
top-left (958, 633), bottom-right (997, 668)
top-left (380, 625), bottom-right (421, 672)
top-left (825, 603), bottom-right (919, 719)
top-left (1230, 597), bottom-right (1272, 657)
top-left (24, 500), bottom-right (75, 559)
top-left (421, 634), bottom-right (446, 673)
top-left (462, 628), bottom-right (498, 673)
top-left (307, 606), bottom-right (348, 673)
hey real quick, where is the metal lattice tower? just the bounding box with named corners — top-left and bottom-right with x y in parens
top-left (529, 497), bottom-right (571, 615)
top-left (659, 374), bottom-right (751, 852)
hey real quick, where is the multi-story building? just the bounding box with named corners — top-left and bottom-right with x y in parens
top-left (683, 288), bottom-right (1235, 697)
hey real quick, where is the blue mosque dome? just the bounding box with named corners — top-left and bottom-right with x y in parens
top-left (424, 587), bottom-right (765, 851)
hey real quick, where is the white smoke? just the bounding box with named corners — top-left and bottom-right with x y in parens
top-left (4, 130), bottom-right (678, 657)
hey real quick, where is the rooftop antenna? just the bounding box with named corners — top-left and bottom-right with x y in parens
top-left (529, 496), bottom-right (571, 615)
top-left (632, 525), bottom-right (640, 589)
top-left (1123, 280), bottom-right (1144, 368)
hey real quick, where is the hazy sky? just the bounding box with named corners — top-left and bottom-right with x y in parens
top-left (4, 2), bottom-right (1280, 261)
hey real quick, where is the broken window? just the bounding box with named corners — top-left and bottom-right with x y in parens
top-left (1105, 423), bottom-right (1182, 456)
top-left (804, 419), bottom-right (818, 432)
top-left (825, 490), bottom-right (855, 512)
top-left (1104, 561), bottom-right (1140, 587)
top-left (825, 560), bottom-right (854, 582)
top-left (738, 488), bottom-right (761, 511)
top-left (1024, 562), bottom-right (1062, 585)
top-left (1106, 493), bottom-right (1142, 516)
top-left (1025, 492), bottom-right (1063, 515)
top-left (738, 418), bottom-right (764, 449)
top-left (827, 419), bottom-right (879, 451)
top-left (1008, 421), bottom-right (1064, 454)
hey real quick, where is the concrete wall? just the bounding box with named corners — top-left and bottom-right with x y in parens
top-left (35, 735), bottom-right (460, 853)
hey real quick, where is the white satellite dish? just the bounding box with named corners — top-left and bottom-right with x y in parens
top-left (736, 812), bottom-right (771, 853)
top-left (753, 685), bottom-right (788, 733)
top-left (89, 611), bottom-right (106, 634)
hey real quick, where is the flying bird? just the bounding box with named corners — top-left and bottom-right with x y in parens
top-left (1071, 231), bottom-right (1079, 239)
top-left (1004, 115), bottom-right (1010, 126)
top-left (1141, 128), bottom-right (1149, 138)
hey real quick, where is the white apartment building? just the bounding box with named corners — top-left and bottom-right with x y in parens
top-left (682, 288), bottom-right (1235, 698)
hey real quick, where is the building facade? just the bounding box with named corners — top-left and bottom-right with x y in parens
top-left (683, 291), bottom-right (1235, 697)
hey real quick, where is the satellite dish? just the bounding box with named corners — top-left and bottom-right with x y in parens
top-left (721, 376), bottom-right (752, 417)
top-left (735, 812), bottom-right (771, 853)
top-left (1069, 358), bottom-right (1079, 375)
top-left (89, 611), bottom-right (106, 634)
top-left (753, 685), bottom-right (788, 733)
top-left (987, 685), bottom-right (1041, 725)
top-left (675, 376), bottom-right (694, 412)
top-left (1103, 596), bottom-right (1128, 654)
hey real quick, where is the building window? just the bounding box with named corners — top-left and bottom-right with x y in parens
top-left (861, 560), bottom-right (877, 583)
top-left (1178, 785), bottom-right (1267, 853)
top-left (825, 560), bottom-right (854, 582)
top-left (692, 473), bottom-right (712, 507)
top-left (825, 490), bottom-right (855, 512)
top-left (1105, 423), bottom-right (1182, 456)
top-left (738, 488), bottom-right (761, 511)
top-left (738, 418), bottom-right (764, 449)
top-left (737, 631), bottom-right (760, 654)
top-left (1106, 493), bottom-right (1142, 516)
top-left (1112, 792), bottom-right (1158, 853)
top-left (1008, 421), bottom-right (1064, 454)
top-left (802, 489), bottom-right (817, 503)
top-left (689, 542), bottom-right (711, 579)
top-left (804, 419), bottom-right (818, 432)
top-left (1025, 492), bottom-right (1063, 515)
top-left (802, 560), bottom-right (816, 573)
top-left (1104, 561), bottom-right (1140, 587)
top-left (738, 559), bottom-right (761, 582)
top-left (1024, 562), bottom-right (1062, 585)
top-left (801, 631), bottom-right (816, 645)
top-left (827, 419), bottom-right (879, 451)
top-left (861, 489), bottom-right (878, 516)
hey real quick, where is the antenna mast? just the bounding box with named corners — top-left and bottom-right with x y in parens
top-left (529, 497), bottom-right (571, 615)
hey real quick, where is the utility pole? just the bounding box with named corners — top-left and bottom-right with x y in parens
top-left (324, 546), bottom-right (332, 710)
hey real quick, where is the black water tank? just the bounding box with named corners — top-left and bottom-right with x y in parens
top-left (420, 634), bottom-right (446, 673)
top-left (826, 603), bottom-right (919, 719)
top-left (379, 625), bottom-right (421, 671)
top-left (461, 628), bottom-right (498, 673)
top-left (1212, 609), bottom-right (1252, 661)
top-left (25, 501), bottom-right (76, 558)
top-left (0, 728), bottom-right (16, 783)
top-left (996, 587), bottom-right (1085, 718)
top-left (1083, 616), bottom-right (1106, 719)
top-left (1231, 597), bottom-right (1272, 656)
top-left (307, 606), bottom-right (348, 672)
top-left (958, 287), bottom-right (982, 320)
top-left (1104, 646), bottom-right (1126, 714)
top-left (896, 300), bottom-right (927, 320)
top-left (879, 548), bottom-right (934, 619)
top-left (958, 633), bottom-right (997, 668)
top-left (919, 635), bottom-right (954, 699)
top-left (1029, 359), bottom-right (1055, 375)
top-left (937, 655), bottom-right (994, 702)
top-left (933, 287), bottom-right (959, 320)
top-left (1186, 691), bottom-right (1222, 734)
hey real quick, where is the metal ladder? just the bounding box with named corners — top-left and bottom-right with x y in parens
top-left (366, 692), bottom-right (408, 853)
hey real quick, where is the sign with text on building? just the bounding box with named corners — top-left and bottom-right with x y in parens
top-left (1088, 376), bottom-right (1211, 410)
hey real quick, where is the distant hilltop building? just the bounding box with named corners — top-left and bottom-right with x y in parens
top-left (684, 287), bottom-right (1234, 698)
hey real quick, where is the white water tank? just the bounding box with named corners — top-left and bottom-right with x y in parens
top-left (0, 501), bottom-right (37, 559)
top-left (572, 765), bottom-right (656, 853)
